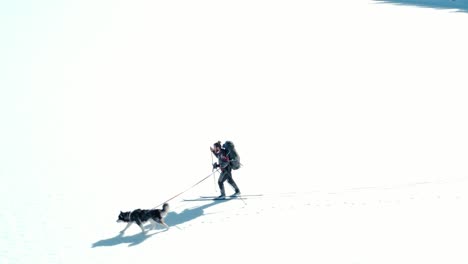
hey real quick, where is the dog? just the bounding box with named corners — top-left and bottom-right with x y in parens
top-left (117, 203), bottom-right (169, 233)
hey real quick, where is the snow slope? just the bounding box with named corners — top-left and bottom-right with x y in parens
top-left (1, 0), bottom-right (468, 263)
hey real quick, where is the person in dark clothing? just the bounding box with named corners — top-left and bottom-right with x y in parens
top-left (210, 141), bottom-right (241, 198)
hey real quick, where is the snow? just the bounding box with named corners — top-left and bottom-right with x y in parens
top-left (1, 0), bottom-right (468, 263)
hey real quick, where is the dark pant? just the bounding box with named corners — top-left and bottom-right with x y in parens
top-left (218, 168), bottom-right (240, 195)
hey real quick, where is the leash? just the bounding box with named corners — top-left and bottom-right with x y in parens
top-left (152, 169), bottom-right (220, 209)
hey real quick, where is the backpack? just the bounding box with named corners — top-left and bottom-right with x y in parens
top-left (223, 141), bottom-right (241, 170)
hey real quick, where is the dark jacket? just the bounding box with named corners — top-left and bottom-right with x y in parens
top-left (212, 149), bottom-right (231, 171)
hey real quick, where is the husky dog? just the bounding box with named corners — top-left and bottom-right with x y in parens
top-left (117, 203), bottom-right (169, 233)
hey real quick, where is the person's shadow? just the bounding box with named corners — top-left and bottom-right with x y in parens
top-left (165, 198), bottom-right (231, 226)
top-left (91, 199), bottom-right (229, 248)
top-left (374, 0), bottom-right (468, 12)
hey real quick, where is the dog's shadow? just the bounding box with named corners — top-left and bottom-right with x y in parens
top-left (92, 229), bottom-right (168, 248)
top-left (92, 199), bottom-right (228, 248)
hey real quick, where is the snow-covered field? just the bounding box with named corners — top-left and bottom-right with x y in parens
top-left (1, 0), bottom-right (468, 263)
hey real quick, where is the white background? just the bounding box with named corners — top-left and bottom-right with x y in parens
top-left (1, 0), bottom-right (468, 263)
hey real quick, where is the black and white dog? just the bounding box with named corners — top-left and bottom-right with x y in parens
top-left (117, 203), bottom-right (169, 233)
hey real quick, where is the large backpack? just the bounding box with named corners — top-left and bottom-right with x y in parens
top-left (223, 141), bottom-right (241, 170)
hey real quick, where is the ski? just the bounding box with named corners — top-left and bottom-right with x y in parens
top-left (183, 194), bottom-right (262, 202)
top-left (183, 197), bottom-right (249, 202)
top-left (200, 194), bottom-right (263, 199)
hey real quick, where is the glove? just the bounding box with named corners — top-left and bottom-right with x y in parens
top-left (212, 163), bottom-right (219, 169)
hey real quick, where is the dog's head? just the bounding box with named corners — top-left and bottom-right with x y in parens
top-left (116, 211), bottom-right (127, 223)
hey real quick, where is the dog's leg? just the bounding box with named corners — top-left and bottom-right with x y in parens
top-left (138, 223), bottom-right (146, 233)
top-left (148, 219), bottom-right (157, 230)
top-left (161, 219), bottom-right (169, 229)
top-left (135, 219), bottom-right (146, 233)
top-left (120, 222), bottom-right (132, 233)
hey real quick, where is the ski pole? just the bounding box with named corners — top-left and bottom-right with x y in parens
top-left (211, 151), bottom-right (217, 193)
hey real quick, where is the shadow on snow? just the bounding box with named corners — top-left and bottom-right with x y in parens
top-left (91, 199), bottom-right (229, 248)
top-left (374, 0), bottom-right (468, 12)
top-left (164, 198), bottom-right (230, 226)
top-left (91, 230), bottom-right (165, 248)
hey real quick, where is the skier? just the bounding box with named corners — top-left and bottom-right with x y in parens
top-left (210, 141), bottom-right (241, 198)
